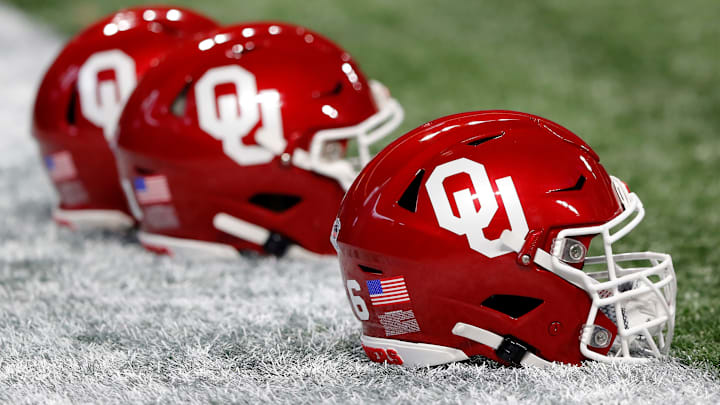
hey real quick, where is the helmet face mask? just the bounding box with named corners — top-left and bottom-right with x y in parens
top-left (547, 178), bottom-right (676, 363)
top-left (294, 80), bottom-right (405, 190)
top-left (334, 111), bottom-right (677, 367)
top-left (495, 175), bottom-right (676, 363)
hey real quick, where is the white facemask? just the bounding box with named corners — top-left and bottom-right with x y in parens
top-left (291, 80), bottom-right (404, 190)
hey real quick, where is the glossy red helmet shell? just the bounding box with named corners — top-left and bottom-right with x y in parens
top-left (334, 111), bottom-right (676, 366)
top-left (115, 22), bottom-right (403, 257)
top-left (32, 6), bottom-right (217, 229)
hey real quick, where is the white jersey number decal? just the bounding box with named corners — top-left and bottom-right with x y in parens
top-left (425, 158), bottom-right (529, 258)
top-left (346, 279), bottom-right (370, 321)
top-left (77, 49), bottom-right (137, 141)
top-left (195, 65), bottom-right (286, 166)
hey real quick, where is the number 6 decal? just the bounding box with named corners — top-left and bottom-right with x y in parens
top-left (346, 279), bottom-right (370, 321)
top-left (195, 65), bottom-right (286, 166)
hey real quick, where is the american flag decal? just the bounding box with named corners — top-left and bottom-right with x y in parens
top-left (133, 175), bottom-right (171, 205)
top-left (44, 151), bottom-right (77, 182)
top-left (366, 276), bottom-right (411, 306)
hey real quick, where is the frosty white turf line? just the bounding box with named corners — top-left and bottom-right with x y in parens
top-left (52, 208), bottom-right (135, 230)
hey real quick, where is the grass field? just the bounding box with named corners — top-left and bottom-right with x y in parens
top-left (1, 0), bottom-right (719, 402)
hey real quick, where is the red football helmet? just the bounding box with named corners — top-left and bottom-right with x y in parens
top-left (333, 111), bottom-right (676, 366)
top-left (115, 23), bottom-right (404, 257)
top-left (32, 6), bottom-right (217, 229)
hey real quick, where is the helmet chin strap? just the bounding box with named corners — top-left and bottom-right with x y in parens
top-left (452, 323), bottom-right (553, 367)
top-left (212, 212), bottom-right (322, 259)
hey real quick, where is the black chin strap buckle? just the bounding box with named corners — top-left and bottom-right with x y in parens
top-left (496, 336), bottom-right (531, 366)
top-left (263, 232), bottom-right (291, 257)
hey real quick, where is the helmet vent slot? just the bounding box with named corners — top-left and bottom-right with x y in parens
top-left (249, 193), bottom-right (302, 213)
top-left (171, 82), bottom-right (191, 117)
top-left (481, 295), bottom-right (543, 319)
top-left (397, 169), bottom-right (425, 213)
top-left (358, 265), bottom-right (382, 274)
top-left (66, 87), bottom-right (78, 125)
top-left (134, 166), bottom-right (156, 175)
top-left (330, 81), bottom-right (343, 95)
top-left (467, 132), bottom-right (504, 146)
top-left (548, 175), bottom-right (586, 193)
top-left (315, 81), bottom-right (344, 98)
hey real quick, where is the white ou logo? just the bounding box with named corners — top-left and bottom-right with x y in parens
top-left (425, 158), bottom-right (529, 258)
top-left (77, 49), bottom-right (137, 141)
top-left (195, 65), bottom-right (286, 166)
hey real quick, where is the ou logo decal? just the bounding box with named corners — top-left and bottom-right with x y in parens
top-left (195, 65), bottom-right (286, 166)
top-left (425, 158), bottom-right (529, 258)
top-left (78, 49), bottom-right (137, 141)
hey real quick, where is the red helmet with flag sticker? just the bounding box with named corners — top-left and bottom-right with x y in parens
top-left (32, 6), bottom-right (217, 229)
top-left (114, 22), bottom-right (404, 257)
top-left (333, 111), bottom-right (676, 366)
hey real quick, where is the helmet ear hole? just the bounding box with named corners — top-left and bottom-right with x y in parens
top-left (481, 295), bottom-right (543, 319)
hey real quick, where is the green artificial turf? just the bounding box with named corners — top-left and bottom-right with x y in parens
top-left (6, 0), bottom-right (720, 367)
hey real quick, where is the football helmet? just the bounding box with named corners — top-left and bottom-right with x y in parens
top-left (32, 6), bottom-right (217, 229)
top-left (115, 22), bottom-right (403, 257)
top-left (333, 111), bottom-right (676, 366)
